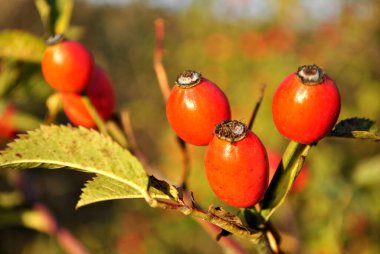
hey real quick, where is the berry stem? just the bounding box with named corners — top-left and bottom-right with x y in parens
top-left (44, 93), bottom-right (62, 125)
top-left (81, 95), bottom-right (108, 135)
top-left (82, 96), bottom-right (132, 152)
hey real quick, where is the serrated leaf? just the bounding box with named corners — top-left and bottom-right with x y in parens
top-left (77, 174), bottom-right (179, 208)
top-left (0, 30), bottom-right (45, 62)
top-left (260, 142), bottom-right (311, 221)
top-left (35, 0), bottom-right (74, 36)
top-left (77, 175), bottom-right (143, 208)
top-left (329, 118), bottom-right (380, 141)
top-left (0, 125), bottom-right (151, 202)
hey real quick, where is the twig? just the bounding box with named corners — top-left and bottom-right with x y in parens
top-left (120, 110), bottom-right (152, 173)
top-left (247, 84), bottom-right (266, 130)
top-left (11, 173), bottom-right (91, 254)
top-left (153, 18), bottom-right (171, 101)
top-left (30, 204), bottom-right (91, 254)
top-left (196, 219), bottom-right (249, 254)
top-left (152, 18), bottom-right (190, 189)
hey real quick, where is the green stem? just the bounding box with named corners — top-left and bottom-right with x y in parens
top-left (260, 141), bottom-right (311, 221)
top-left (81, 95), bottom-right (108, 135)
top-left (105, 121), bottom-right (129, 148)
top-left (82, 96), bottom-right (129, 149)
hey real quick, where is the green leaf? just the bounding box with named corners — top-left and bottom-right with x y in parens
top-left (0, 30), bottom-right (45, 63)
top-left (0, 125), bottom-right (152, 202)
top-left (77, 175), bottom-right (179, 208)
top-left (77, 175), bottom-right (143, 208)
top-left (35, 0), bottom-right (74, 36)
top-left (329, 117), bottom-right (380, 141)
top-left (260, 142), bottom-right (311, 221)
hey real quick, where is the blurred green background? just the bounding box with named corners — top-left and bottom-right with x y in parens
top-left (0, 0), bottom-right (380, 253)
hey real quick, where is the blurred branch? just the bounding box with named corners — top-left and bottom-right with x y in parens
top-left (152, 18), bottom-right (190, 189)
top-left (10, 169), bottom-right (91, 254)
top-left (25, 203), bottom-right (91, 254)
top-left (153, 18), bottom-right (170, 101)
top-left (120, 110), bottom-right (151, 172)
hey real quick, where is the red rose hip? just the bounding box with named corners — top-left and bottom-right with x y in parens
top-left (41, 35), bottom-right (94, 93)
top-left (272, 64), bottom-right (341, 144)
top-left (204, 120), bottom-right (269, 208)
top-left (61, 65), bottom-right (115, 128)
top-left (166, 70), bottom-right (231, 146)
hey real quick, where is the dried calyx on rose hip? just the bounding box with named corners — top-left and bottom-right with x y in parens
top-left (41, 34), bottom-right (94, 93)
top-left (166, 70), bottom-right (231, 146)
top-left (272, 64), bottom-right (341, 144)
top-left (204, 120), bottom-right (269, 208)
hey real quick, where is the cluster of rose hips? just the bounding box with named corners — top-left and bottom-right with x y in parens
top-left (166, 66), bottom-right (340, 208)
top-left (41, 35), bottom-right (115, 128)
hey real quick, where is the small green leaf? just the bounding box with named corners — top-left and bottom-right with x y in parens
top-left (0, 30), bottom-right (45, 62)
top-left (329, 118), bottom-right (380, 141)
top-left (0, 125), bottom-right (151, 202)
top-left (260, 142), bottom-right (310, 221)
top-left (77, 175), bottom-right (179, 208)
top-left (35, 0), bottom-right (74, 36)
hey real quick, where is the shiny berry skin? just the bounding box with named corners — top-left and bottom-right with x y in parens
top-left (61, 66), bottom-right (115, 128)
top-left (204, 120), bottom-right (269, 208)
top-left (272, 65), bottom-right (341, 144)
top-left (41, 35), bottom-right (94, 93)
top-left (166, 70), bottom-right (231, 146)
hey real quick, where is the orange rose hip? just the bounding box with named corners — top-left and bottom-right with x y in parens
top-left (166, 70), bottom-right (231, 146)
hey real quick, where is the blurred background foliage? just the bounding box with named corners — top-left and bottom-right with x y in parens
top-left (0, 0), bottom-right (379, 253)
